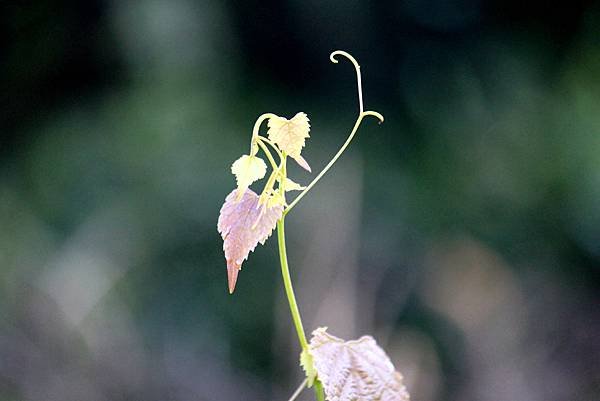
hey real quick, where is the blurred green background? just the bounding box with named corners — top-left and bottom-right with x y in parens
top-left (1, 1), bottom-right (599, 400)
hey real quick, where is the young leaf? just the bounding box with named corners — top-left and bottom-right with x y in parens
top-left (266, 192), bottom-right (285, 209)
top-left (217, 188), bottom-right (283, 293)
top-left (282, 177), bottom-right (306, 191)
top-left (267, 112), bottom-right (312, 171)
top-left (300, 349), bottom-right (317, 388)
top-left (231, 155), bottom-right (267, 198)
top-left (308, 328), bottom-right (410, 401)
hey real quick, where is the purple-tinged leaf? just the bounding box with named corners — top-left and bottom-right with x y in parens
top-left (217, 189), bottom-right (283, 293)
top-left (309, 328), bottom-right (410, 401)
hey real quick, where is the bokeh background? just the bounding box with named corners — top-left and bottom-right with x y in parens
top-left (1, 1), bottom-right (599, 400)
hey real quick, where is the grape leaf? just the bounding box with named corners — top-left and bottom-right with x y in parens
top-left (308, 328), bottom-right (410, 401)
top-left (267, 112), bottom-right (311, 171)
top-left (281, 177), bottom-right (306, 191)
top-left (217, 188), bottom-right (283, 293)
top-left (300, 349), bottom-right (317, 387)
top-left (231, 155), bottom-right (267, 198)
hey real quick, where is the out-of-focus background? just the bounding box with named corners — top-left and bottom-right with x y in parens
top-left (1, 1), bottom-right (599, 400)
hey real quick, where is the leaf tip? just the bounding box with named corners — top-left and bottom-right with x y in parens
top-left (227, 260), bottom-right (240, 294)
top-left (295, 155), bottom-right (312, 172)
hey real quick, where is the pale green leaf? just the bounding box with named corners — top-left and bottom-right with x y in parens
top-left (300, 349), bottom-right (317, 388)
top-left (282, 177), bottom-right (306, 192)
top-left (231, 155), bottom-right (267, 197)
top-left (267, 113), bottom-right (311, 170)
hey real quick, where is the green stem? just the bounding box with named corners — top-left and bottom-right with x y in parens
top-left (256, 138), bottom-right (279, 170)
top-left (277, 217), bottom-right (308, 349)
top-left (284, 111), bottom-right (383, 216)
top-left (285, 49), bottom-right (384, 216)
top-left (250, 113), bottom-right (277, 154)
top-left (273, 51), bottom-right (382, 401)
top-left (313, 380), bottom-right (325, 401)
top-left (284, 114), bottom-right (363, 215)
top-left (277, 217), bottom-right (325, 401)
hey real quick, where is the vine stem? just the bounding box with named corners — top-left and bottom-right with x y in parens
top-left (284, 50), bottom-right (383, 216)
top-left (276, 50), bottom-right (382, 401)
top-left (288, 379), bottom-right (307, 401)
top-left (277, 217), bottom-right (308, 349)
top-left (250, 113), bottom-right (278, 154)
top-left (284, 110), bottom-right (382, 215)
top-left (331, 50), bottom-right (364, 113)
top-left (277, 217), bottom-right (324, 401)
